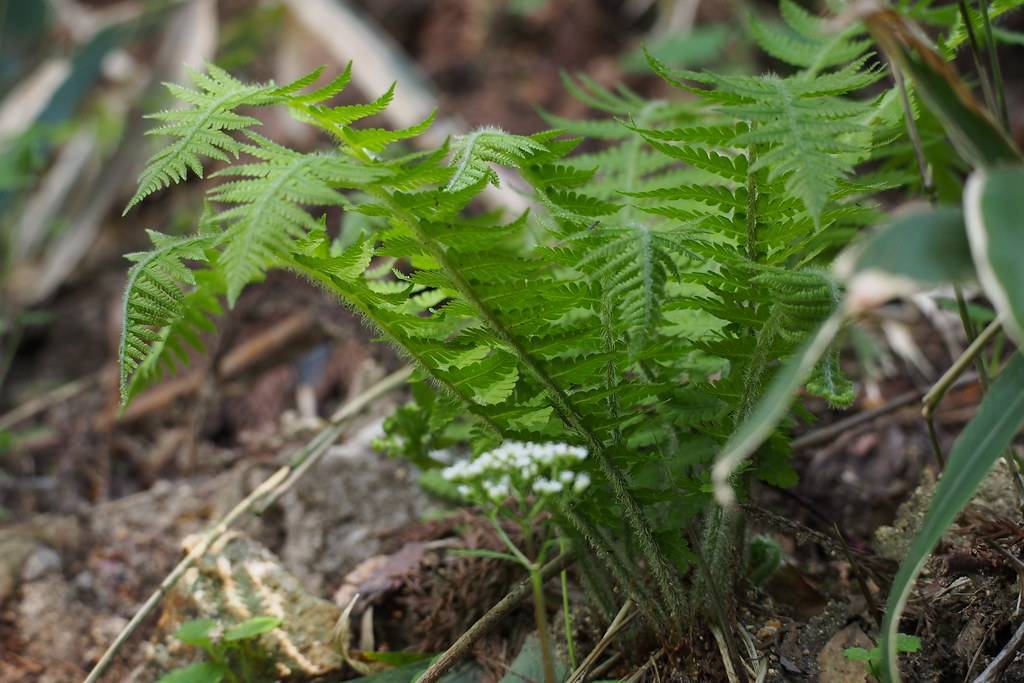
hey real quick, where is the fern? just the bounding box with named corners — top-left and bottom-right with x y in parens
top-left (125, 65), bottom-right (357, 214)
top-left (126, 66), bottom-right (277, 213)
top-left (117, 0), bottom-right (912, 638)
top-left (646, 54), bottom-right (884, 224)
top-left (208, 132), bottom-right (360, 303)
top-left (940, 0), bottom-right (1024, 55)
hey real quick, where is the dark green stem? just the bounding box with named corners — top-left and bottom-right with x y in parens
top-left (977, 0), bottom-right (1009, 130)
top-left (744, 148), bottom-right (758, 261)
top-left (560, 504), bottom-right (668, 629)
top-left (954, 286), bottom-right (989, 389)
top-left (530, 566), bottom-right (558, 683)
top-left (957, 0), bottom-right (999, 118)
top-left (891, 65), bottom-right (934, 198)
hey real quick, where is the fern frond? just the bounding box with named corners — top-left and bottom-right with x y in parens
top-left (125, 66), bottom-right (274, 213)
top-left (446, 127), bottom-right (549, 191)
top-left (119, 229), bottom-right (222, 404)
top-left (648, 53), bottom-right (881, 223)
top-left (116, 48), bottom-right (896, 632)
top-left (208, 133), bottom-right (358, 303)
top-left (567, 224), bottom-right (685, 353)
top-left (342, 112), bottom-right (437, 154)
top-left (942, 0), bottom-right (1024, 54)
top-left (125, 65), bottom-right (356, 214)
top-left (303, 82), bottom-right (396, 129)
top-left (749, 0), bottom-right (872, 74)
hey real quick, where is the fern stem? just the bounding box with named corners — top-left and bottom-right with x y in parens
top-left (621, 101), bottom-right (659, 224)
top-left (891, 65), bottom-right (935, 199)
top-left (738, 306), bottom-right (780, 421)
top-left (399, 207), bottom-right (687, 629)
top-left (575, 546), bottom-right (618, 623)
top-left (599, 297), bottom-right (624, 443)
top-left (287, 260), bottom-right (505, 436)
top-left (956, 0), bottom-right (999, 122)
top-left (695, 305), bottom-right (782, 619)
top-left (560, 503), bottom-right (668, 629)
top-left (977, 0), bottom-right (1010, 130)
top-left (744, 148), bottom-right (758, 262)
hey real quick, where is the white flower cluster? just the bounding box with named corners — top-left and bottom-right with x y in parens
top-left (441, 440), bottom-right (591, 504)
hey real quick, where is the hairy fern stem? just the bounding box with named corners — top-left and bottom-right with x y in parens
top-left (560, 503), bottom-right (668, 629)
top-left (286, 258), bottom-right (507, 438)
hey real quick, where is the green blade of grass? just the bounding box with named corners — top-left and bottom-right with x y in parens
top-left (880, 352), bottom-right (1024, 682)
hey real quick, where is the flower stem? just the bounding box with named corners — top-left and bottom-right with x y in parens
top-left (560, 546), bottom-right (577, 669)
top-left (531, 564), bottom-right (558, 683)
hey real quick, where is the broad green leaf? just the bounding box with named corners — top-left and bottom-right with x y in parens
top-left (896, 634), bottom-right (921, 653)
top-left (965, 165), bottom-right (1024, 344)
top-left (840, 205), bottom-right (974, 311)
top-left (157, 662), bottom-right (227, 683)
top-left (880, 353), bottom-right (1024, 683)
top-left (499, 635), bottom-right (569, 683)
top-left (863, 9), bottom-right (1019, 168)
top-left (711, 312), bottom-right (844, 504)
top-left (173, 619), bottom-right (217, 648)
top-left (843, 647), bottom-right (872, 662)
top-left (223, 615), bottom-right (281, 641)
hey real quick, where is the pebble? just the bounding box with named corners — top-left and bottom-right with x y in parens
top-left (20, 546), bottom-right (61, 582)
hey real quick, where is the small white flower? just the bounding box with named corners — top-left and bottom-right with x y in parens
top-left (573, 473), bottom-right (591, 493)
top-left (457, 484), bottom-right (471, 497)
top-left (533, 478), bottom-right (563, 495)
top-left (560, 470), bottom-right (575, 484)
top-left (429, 449), bottom-right (454, 464)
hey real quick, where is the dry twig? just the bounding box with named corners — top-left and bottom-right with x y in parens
top-left (973, 620), bottom-right (1024, 683)
top-left (415, 551), bottom-right (576, 683)
top-left (565, 599), bottom-right (638, 683)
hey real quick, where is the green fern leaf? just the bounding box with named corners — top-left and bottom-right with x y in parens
top-left (648, 52), bottom-right (881, 222)
top-left (446, 127), bottom-right (549, 191)
top-left (119, 229), bottom-right (221, 404)
top-left (208, 133), bottom-right (358, 303)
top-left (125, 65), bottom-right (280, 214)
top-left (125, 65), bottom-right (362, 214)
top-left (749, 0), bottom-right (872, 73)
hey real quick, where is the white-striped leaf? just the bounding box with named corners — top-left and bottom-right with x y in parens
top-left (965, 165), bottom-right (1024, 344)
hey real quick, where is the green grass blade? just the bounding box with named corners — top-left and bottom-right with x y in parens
top-left (880, 352), bottom-right (1024, 682)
